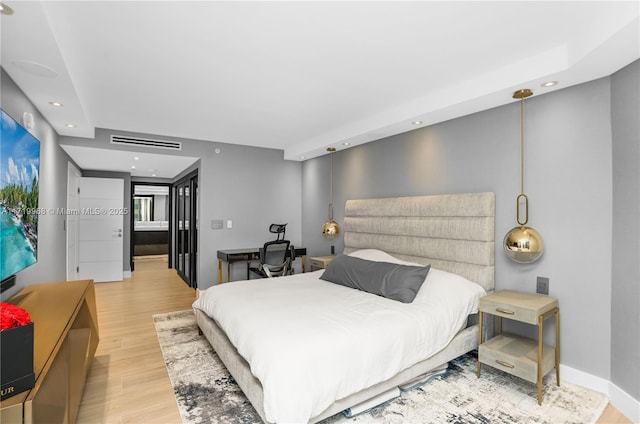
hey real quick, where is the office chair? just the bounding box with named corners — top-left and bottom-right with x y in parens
top-left (249, 223), bottom-right (298, 278)
top-left (249, 239), bottom-right (291, 278)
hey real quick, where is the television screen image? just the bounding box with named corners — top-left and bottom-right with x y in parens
top-left (1, 109), bottom-right (40, 282)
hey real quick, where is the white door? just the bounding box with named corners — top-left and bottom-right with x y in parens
top-left (78, 177), bottom-right (124, 282)
top-left (66, 163), bottom-right (81, 281)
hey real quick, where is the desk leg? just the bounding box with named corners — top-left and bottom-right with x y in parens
top-left (217, 259), bottom-right (222, 284)
top-left (227, 263), bottom-right (231, 283)
top-left (477, 310), bottom-right (483, 378)
top-left (555, 308), bottom-right (560, 386)
top-left (301, 255), bottom-right (306, 273)
top-left (537, 314), bottom-right (544, 405)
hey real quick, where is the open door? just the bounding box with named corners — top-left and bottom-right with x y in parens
top-left (66, 162), bottom-right (81, 281)
top-left (173, 171), bottom-right (197, 288)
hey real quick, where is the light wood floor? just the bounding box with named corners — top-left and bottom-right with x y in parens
top-left (76, 258), bottom-right (196, 424)
top-left (76, 258), bottom-right (632, 424)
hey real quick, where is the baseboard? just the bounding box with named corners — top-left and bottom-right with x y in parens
top-left (609, 382), bottom-right (640, 423)
top-left (560, 363), bottom-right (610, 394)
top-left (561, 363), bottom-right (640, 423)
top-left (123, 270), bottom-right (131, 278)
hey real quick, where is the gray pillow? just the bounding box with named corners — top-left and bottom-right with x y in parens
top-left (320, 254), bottom-right (430, 303)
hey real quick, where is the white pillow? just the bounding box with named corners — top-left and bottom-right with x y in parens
top-left (347, 249), bottom-right (419, 265)
top-left (413, 267), bottom-right (486, 307)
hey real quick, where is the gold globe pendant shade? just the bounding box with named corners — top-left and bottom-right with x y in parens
top-left (322, 218), bottom-right (340, 240)
top-left (504, 225), bottom-right (544, 263)
top-left (504, 191), bottom-right (544, 262)
top-left (322, 147), bottom-right (341, 240)
top-left (504, 89), bottom-right (544, 263)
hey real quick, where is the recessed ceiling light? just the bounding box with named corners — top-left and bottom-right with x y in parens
top-left (343, 142), bottom-right (351, 146)
top-left (0, 2), bottom-right (15, 15)
top-left (299, 156), bottom-right (305, 160)
top-left (65, 124), bottom-right (76, 128)
top-left (412, 120), bottom-right (423, 125)
top-left (541, 81), bottom-right (558, 88)
top-left (134, 157), bottom-right (140, 161)
top-left (131, 165), bottom-right (136, 169)
top-left (49, 101), bottom-right (63, 107)
top-left (152, 174), bottom-right (157, 177)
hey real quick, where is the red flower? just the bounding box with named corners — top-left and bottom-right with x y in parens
top-left (0, 303), bottom-right (32, 331)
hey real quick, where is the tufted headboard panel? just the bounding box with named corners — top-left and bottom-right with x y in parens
top-left (343, 192), bottom-right (495, 292)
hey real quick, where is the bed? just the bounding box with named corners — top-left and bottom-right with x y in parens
top-left (193, 192), bottom-right (495, 423)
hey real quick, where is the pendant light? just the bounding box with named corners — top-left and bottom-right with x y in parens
top-left (322, 147), bottom-right (340, 240)
top-left (503, 89), bottom-right (544, 263)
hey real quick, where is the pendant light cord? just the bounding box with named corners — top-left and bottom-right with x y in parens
top-left (520, 96), bottom-right (525, 195)
top-left (329, 150), bottom-right (334, 220)
top-left (514, 89), bottom-right (532, 227)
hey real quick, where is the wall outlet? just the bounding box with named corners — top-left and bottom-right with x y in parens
top-left (226, 220), bottom-right (233, 229)
top-left (536, 276), bottom-right (549, 295)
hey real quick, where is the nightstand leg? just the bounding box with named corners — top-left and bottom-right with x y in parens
top-left (217, 259), bottom-right (222, 284)
top-left (555, 309), bottom-right (560, 386)
top-left (477, 310), bottom-right (483, 378)
top-left (537, 315), bottom-right (544, 405)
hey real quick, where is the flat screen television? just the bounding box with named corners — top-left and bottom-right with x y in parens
top-left (1, 109), bottom-right (40, 292)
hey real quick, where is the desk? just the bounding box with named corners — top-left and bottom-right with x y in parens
top-left (217, 247), bottom-right (307, 283)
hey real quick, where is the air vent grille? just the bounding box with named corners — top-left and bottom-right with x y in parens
top-left (110, 135), bottom-right (182, 151)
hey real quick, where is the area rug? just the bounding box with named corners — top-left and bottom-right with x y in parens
top-left (154, 310), bottom-right (608, 424)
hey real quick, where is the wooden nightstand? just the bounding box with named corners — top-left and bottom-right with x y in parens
top-left (476, 290), bottom-right (560, 405)
top-left (309, 255), bottom-right (335, 271)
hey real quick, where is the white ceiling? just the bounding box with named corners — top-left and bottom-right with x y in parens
top-left (60, 144), bottom-right (199, 179)
top-left (1, 1), bottom-right (638, 172)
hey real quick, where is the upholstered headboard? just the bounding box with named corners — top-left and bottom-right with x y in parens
top-left (343, 192), bottom-right (495, 292)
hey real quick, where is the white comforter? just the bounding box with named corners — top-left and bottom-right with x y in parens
top-left (193, 266), bottom-right (485, 423)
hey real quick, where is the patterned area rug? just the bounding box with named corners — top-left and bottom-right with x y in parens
top-left (154, 310), bottom-right (608, 424)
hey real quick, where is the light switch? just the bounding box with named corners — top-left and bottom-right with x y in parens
top-left (226, 220), bottom-right (233, 229)
top-left (536, 276), bottom-right (549, 295)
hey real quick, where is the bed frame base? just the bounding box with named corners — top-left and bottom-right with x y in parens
top-left (195, 307), bottom-right (479, 424)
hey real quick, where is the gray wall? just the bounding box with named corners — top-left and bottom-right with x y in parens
top-left (1, 68), bottom-right (74, 299)
top-left (302, 76), bottom-right (616, 383)
top-left (611, 60), bottom-right (640, 399)
top-left (60, 129), bottom-right (302, 288)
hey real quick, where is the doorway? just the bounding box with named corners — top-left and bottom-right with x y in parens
top-left (173, 171), bottom-right (198, 288)
top-left (130, 183), bottom-right (171, 271)
top-left (66, 162), bottom-right (81, 281)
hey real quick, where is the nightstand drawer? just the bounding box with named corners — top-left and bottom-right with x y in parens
top-left (478, 333), bottom-right (555, 384)
top-left (479, 291), bottom-right (558, 325)
top-left (480, 299), bottom-right (531, 323)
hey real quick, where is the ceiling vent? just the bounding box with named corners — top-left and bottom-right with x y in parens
top-left (110, 135), bottom-right (182, 151)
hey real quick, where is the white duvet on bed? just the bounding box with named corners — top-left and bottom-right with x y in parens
top-left (193, 258), bottom-right (485, 423)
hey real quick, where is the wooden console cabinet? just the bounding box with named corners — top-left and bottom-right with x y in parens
top-left (1, 280), bottom-right (99, 424)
